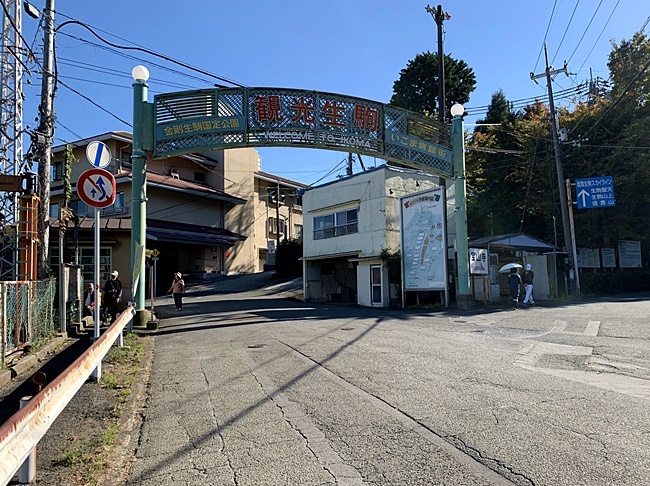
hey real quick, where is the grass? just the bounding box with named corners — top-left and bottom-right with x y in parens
top-left (52, 332), bottom-right (149, 485)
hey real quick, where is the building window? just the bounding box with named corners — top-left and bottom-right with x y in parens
top-left (49, 202), bottom-right (59, 218)
top-left (51, 162), bottom-right (63, 181)
top-left (194, 171), bottom-right (206, 183)
top-left (294, 224), bottom-right (303, 239)
top-left (80, 247), bottom-right (112, 284)
top-left (71, 192), bottom-right (126, 217)
top-left (313, 208), bottom-right (357, 240)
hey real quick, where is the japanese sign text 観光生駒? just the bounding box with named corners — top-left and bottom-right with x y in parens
top-left (153, 88), bottom-right (453, 177)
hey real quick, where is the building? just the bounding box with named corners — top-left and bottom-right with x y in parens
top-left (49, 132), bottom-right (307, 298)
top-left (302, 165), bottom-right (444, 308)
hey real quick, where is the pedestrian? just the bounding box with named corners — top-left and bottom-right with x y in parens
top-left (522, 263), bottom-right (535, 307)
top-left (168, 272), bottom-right (185, 311)
top-left (102, 270), bottom-right (123, 324)
top-left (508, 267), bottom-right (522, 310)
top-left (82, 282), bottom-right (96, 318)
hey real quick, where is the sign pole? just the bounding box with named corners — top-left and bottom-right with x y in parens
top-left (566, 179), bottom-right (581, 294)
top-left (91, 206), bottom-right (102, 380)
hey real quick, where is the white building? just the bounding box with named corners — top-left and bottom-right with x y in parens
top-left (302, 165), bottom-right (444, 308)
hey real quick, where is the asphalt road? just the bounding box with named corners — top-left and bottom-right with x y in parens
top-left (127, 283), bottom-right (650, 485)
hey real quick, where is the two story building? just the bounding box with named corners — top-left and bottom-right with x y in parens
top-left (302, 165), bottom-right (447, 308)
top-left (49, 131), bottom-right (307, 298)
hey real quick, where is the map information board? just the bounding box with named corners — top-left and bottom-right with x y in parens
top-left (400, 187), bottom-right (446, 290)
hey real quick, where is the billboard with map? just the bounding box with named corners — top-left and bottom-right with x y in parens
top-left (399, 187), bottom-right (446, 290)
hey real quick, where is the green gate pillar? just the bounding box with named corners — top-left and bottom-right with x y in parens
top-left (450, 104), bottom-right (473, 309)
top-left (131, 65), bottom-right (149, 326)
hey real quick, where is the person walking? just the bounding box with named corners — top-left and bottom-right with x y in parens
top-left (102, 270), bottom-right (123, 324)
top-left (168, 272), bottom-right (185, 311)
top-left (508, 267), bottom-right (522, 310)
top-left (522, 263), bottom-right (535, 307)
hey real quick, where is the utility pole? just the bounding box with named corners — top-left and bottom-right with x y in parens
top-left (426, 4), bottom-right (451, 308)
top-left (36, 0), bottom-right (55, 279)
top-left (426, 4), bottom-right (450, 122)
top-left (530, 44), bottom-right (573, 260)
top-left (346, 153), bottom-right (353, 177)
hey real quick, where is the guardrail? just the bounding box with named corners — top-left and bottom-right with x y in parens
top-left (0, 306), bottom-right (135, 485)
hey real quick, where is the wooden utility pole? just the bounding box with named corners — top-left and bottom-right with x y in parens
top-left (36, 0), bottom-right (55, 278)
top-left (530, 44), bottom-right (572, 256)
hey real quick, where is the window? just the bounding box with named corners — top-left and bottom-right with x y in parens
top-left (194, 171), bottom-right (206, 183)
top-left (80, 247), bottom-right (112, 284)
top-left (49, 203), bottom-right (59, 219)
top-left (313, 208), bottom-right (357, 240)
top-left (71, 192), bottom-right (126, 217)
top-left (294, 224), bottom-right (303, 239)
top-left (371, 265), bottom-right (382, 305)
top-left (51, 162), bottom-right (63, 181)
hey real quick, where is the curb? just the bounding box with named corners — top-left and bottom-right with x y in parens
top-left (1, 333), bottom-right (69, 385)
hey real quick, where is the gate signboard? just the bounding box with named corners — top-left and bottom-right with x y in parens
top-left (153, 87), bottom-right (453, 178)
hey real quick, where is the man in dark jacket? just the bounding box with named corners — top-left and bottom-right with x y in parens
top-left (508, 267), bottom-right (522, 310)
top-left (102, 270), bottom-right (123, 324)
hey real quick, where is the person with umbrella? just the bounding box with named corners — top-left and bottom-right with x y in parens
top-left (507, 267), bottom-right (522, 310)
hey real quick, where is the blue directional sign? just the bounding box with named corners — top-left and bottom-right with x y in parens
top-left (575, 176), bottom-right (615, 209)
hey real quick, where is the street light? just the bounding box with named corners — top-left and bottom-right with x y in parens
top-left (131, 65), bottom-right (149, 83)
top-left (450, 103), bottom-right (472, 309)
top-left (131, 66), bottom-right (149, 326)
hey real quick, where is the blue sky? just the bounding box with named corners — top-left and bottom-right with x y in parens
top-left (19, 0), bottom-right (648, 186)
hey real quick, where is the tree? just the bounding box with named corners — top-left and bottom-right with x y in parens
top-left (390, 51), bottom-right (476, 117)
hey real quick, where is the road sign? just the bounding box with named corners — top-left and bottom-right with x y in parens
top-left (86, 141), bottom-right (112, 169)
top-left (76, 168), bottom-right (116, 208)
top-left (575, 176), bottom-right (615, 209)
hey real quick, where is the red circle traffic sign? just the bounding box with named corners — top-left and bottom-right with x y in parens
top-left (76, 168), bottom-right (116, 208)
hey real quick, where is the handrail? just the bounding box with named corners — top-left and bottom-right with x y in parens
top-left (0, 306), bottom-right (135, 485)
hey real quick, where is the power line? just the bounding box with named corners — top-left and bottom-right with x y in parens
top-left (566, 0), bottom-right (604, 65)
top-left (576, 0), bottom-right (622, 76)
top-left (534, 0), bottom-right (559, 73)
top-left (551, 0), bottom-right (581, 65)
top-left (55, 19), bottom-right (245, 88)
top-left (56, 78), bottom-right (131, 126)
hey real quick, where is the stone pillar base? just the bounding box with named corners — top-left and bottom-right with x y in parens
top-left (456, 294), bottom-right (474, 310)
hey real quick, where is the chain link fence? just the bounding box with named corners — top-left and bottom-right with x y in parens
top-left (1, 278), bottom-right (57, 368)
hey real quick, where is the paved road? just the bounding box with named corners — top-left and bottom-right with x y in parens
top-left (127, 280), bottom-right (650, 485)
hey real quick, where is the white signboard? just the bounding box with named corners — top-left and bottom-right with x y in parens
top-left (601, 248), bottom-right (616, 268)
top-left (618, 240), bottom-right (642, 268)
top-left (400, 187), bottom-right (446, 290)
top-left (577, 248), bottom-right (600, 268)
top-left (469, 248), bottom-right (488, 274)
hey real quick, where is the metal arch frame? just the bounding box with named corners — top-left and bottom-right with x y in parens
top-left (151, 87), bottom-right (453, 179)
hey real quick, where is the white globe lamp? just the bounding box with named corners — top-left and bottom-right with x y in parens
top-left (131, 65), bottom-right (149, 83)
top-left (450, 103), bottom-right (464, 118)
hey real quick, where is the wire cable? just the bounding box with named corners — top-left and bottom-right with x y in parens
top-left (566, 0), bottom-right (604, 66)
top-left (551, 0), bottom-right (581, 65)
top-left (576, 0), bottom-right (622, 76)
top-left (534, 0), bottom-right (559, 73)
top-left (54, 19), bottom-right (245, 88)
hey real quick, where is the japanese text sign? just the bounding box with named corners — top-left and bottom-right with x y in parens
top-left (575, 176), bottom-right (615, 209)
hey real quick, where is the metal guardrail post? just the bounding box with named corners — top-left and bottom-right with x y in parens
top-left (17, 397), bottom-right (35, 484)
top-left (0, 306), bottom-right (135, 483)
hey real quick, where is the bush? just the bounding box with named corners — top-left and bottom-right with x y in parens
top-left (579, 269), bottom-right (650, 294)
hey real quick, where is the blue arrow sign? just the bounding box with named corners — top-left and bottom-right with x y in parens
top-left (575, 176), bottom-right (615, 209)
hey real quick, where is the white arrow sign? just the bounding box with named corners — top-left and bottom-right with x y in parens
top-left (577, 189), bottom-right (589, 207)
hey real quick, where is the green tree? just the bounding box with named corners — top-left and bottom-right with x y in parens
top-left (390, 51), bottom-right (476, 118)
